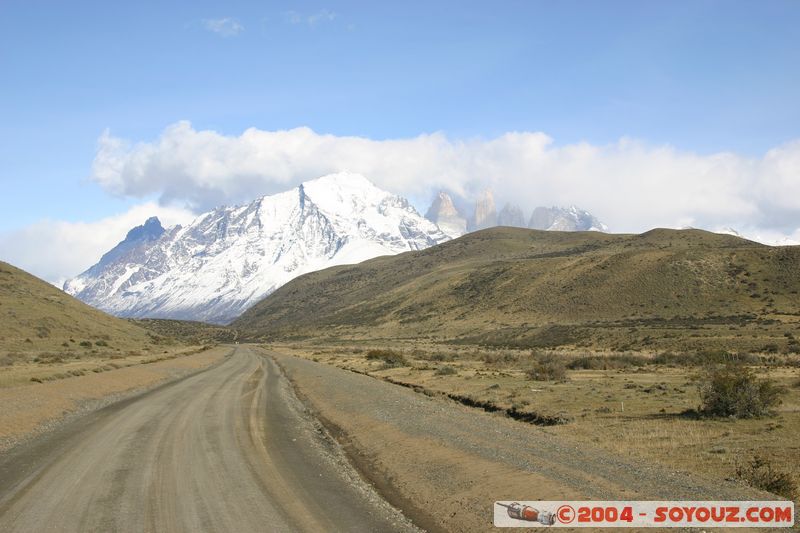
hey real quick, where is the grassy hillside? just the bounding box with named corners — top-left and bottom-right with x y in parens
top-left (0, 260), bottom-right (155, 358)
top-left (234, 227), bottom-right (800, 353)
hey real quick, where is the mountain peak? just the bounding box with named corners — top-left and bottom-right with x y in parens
top-left (472, 189), bottom-right (497, 231)
top-left (63, 216), bottom-right (166, 294)
top-left (124, 216), bottom-right (164, 242)
top-left (425, 191), bottom-right (468, 238)
top-left (303, 171), bottom-right (376, 191)
top-left (425, 191), bottom-right (458, 219)
top-left (497, 203), bottom-right (526, 228)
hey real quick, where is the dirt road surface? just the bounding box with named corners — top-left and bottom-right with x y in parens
top-left (0, 346), bottom-right (417, 533)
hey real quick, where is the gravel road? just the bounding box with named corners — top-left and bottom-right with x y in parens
top-left (0, 346), bottom-right (417, 533)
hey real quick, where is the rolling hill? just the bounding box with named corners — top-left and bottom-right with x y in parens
top-left (0, 260), bottom-right (154, 356)
top-left (234, 227), bottom-right (800, 353)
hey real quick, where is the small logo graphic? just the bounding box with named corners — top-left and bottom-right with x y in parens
top-left (493, 501), bottom-right (794, 528)
top-left (496, 502), bottom-right (556, 525)
top-left (556, 505), bottom-right (575, 524)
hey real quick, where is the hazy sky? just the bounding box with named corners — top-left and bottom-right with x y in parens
top-left (1, 0), bottom-right (799, 283)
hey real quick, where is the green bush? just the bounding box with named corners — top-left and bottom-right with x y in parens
top-left (698, 365), bottom-right (785, 418)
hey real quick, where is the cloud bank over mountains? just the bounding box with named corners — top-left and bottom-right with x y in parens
top-left (2, 122), bottom-right (799, 285)
top-left (92, 121), bottom-right (800, 237)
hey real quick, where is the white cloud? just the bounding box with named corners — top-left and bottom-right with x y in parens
top-left (7, 124), bottom-right (800, 286)
top-left (89, 121), bottom-right (800, 239)
top-left (202, 17), bottom-right (244, 37)
top-left (308, 9), bottom-right (337, 26)
top-left (285, 9), bottom-right (337, 26)
top-left (284, 11), bottom-right (303, 25)
top-left (0, 203), bottom-right (194, 286)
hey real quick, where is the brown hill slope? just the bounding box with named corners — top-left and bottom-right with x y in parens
top-left (0, 260), bottom-right (153, 355)
top-left (234, 227), bottom-right (800, 353)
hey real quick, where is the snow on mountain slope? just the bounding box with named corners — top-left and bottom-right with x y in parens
top-left (64, 172), bottom-right (450, 324)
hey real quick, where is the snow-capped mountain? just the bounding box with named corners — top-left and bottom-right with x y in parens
top-left (528, 206), bottom-right (608, 232)
top-left (64, 173), bottom-right (450, 324)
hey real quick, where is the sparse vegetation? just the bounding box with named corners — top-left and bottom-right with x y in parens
top-left (698, 364), bottom-right (785, 418)
top-left (434, 365), bottom-right (457, 376)
top-left (0, 260), bottom-right (155, 354)
top-left (525, 355), bottom-right (567, 381)
top-left (365, 349), bottom-right (408, 368)
top-left (735, 456), bottom-right (797, 499)
top-left (567, 353), bottom-right (646, 370)
top-left (128, 318), bottom-right (236, 344)
top-left (652, 350), bottom-right (758, 366)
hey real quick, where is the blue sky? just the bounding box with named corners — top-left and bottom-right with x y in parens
top-left (1, 1), bottom-right (800, 281)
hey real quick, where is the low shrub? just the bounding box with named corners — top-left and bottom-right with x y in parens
top-left (567, 354), bottom-right (646, 370)
top-left (481, 351), bottom-right (522, 365)
top-left (417, 351), bottom-right (455, 362)
top-left (735, 456), bottom-right (797, 499)
top-left (526, 355), bottom-right (567, 381)
top-left (33, 352), bottom-right (65, 364)
top-left (698, 365), bottom-right (785, 418)
top-left (434, 365), bottom-right (458, 376)
top-left (365, 349), bottom-right (408, 368)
